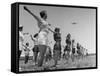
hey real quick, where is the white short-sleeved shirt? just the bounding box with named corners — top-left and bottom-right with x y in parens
top-left (32, 38), bottom-right (38, 45)
top-left (38, 31), bottom-right (48, 45)
top-left (19, 31), bottom-right (24, 50)
top-left (72, 43), bottom-right (76, 48)
top-left (37, 19), bottom-right (49, 45)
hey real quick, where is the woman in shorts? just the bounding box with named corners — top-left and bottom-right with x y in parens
top-left (24, 6), bottom-right (54, 67)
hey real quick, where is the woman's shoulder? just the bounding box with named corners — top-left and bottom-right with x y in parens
top-left (40, 18), bottom-right (49, 24)
top-left (19, 32), bottom-right (24, 37)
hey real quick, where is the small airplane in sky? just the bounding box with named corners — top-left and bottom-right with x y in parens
top-left (72, 22), bottom-right (77, 25)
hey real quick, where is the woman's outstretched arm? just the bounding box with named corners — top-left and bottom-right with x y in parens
top-left (30, 35), bottom-right (35, 42)
top-left (24, 6), bottom-right (41, 22)
top-left (48, 27), bottom-right (55, 33)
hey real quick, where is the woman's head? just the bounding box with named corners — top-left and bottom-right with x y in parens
top-left (67, 33), bottom-right (71, 39)
top-left (26, 42), bottom-right (29, 46)
top-left (34, 33), bottom-right (38, 38)
top-left (40, 10), bottom-right (47, 20)
top-left (72, 39), bottom-right (75, 43)
top-left (19, 25), bottom-right (23, 31)
top-left (77, 43), bottom-right (80, 47)
top-left (55, 27), bottom-right (60, 32)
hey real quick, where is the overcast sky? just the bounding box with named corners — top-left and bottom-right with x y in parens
top-left (19, 4), bottom-right (96, 55)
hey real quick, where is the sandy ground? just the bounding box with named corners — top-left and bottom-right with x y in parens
top-left (19, 54), bottom-right (96, 72)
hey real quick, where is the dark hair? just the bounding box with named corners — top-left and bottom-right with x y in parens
top-left (26, 43), bottom-right (29, 46)
top-left (67, 33), bottom-right (71, 38)
top-left (34, 33), bottom-right (38, 38)
top-left (72, 39), bottom-right (75, 43)
top-left (19, 27), bottom-right (23, 31)
top-left (40, 10), bottom-right (47, 18)
top-left (55, 28), bottom-right (60, 32)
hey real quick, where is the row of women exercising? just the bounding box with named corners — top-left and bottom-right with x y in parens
top-left (19, 6), bottom-right (88, 68)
